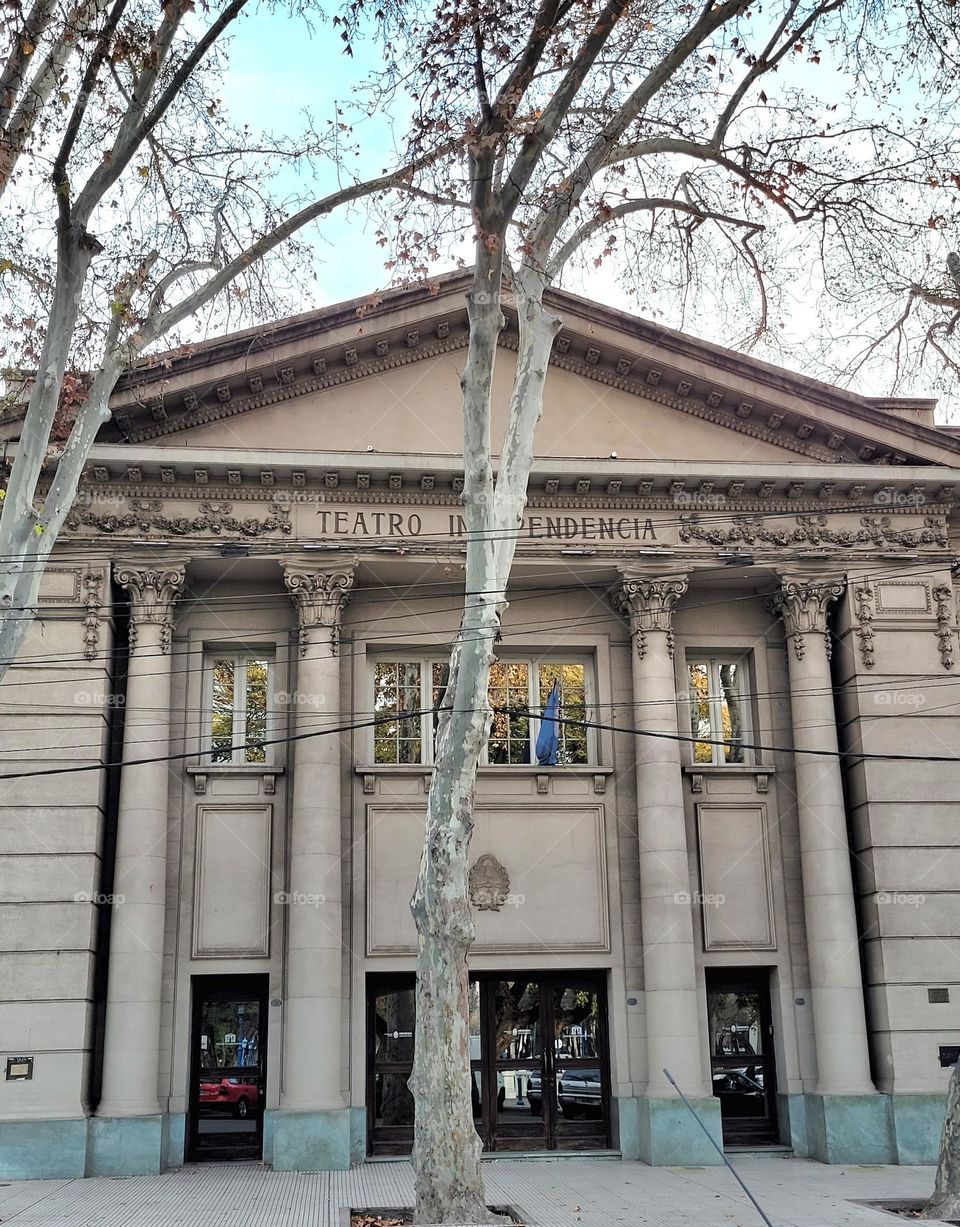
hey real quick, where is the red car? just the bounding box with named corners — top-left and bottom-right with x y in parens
top-left (199, 1075), bottom-right (261, 1119)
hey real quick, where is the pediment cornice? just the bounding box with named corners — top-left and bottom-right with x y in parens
top-left (96, 277), bottom-right (959, 468)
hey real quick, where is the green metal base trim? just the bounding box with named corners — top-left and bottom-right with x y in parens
top-left (804, 1094), bottom-right (895, 1164)
top-left (613, 1096), bottom-right (641, 1161)
top-left (781, 1093), bottom-right (807, 1155)
top-left (86, 1115), bottom-right (163, 1176)
top-left (891, 1094), bottom-right (947, 1165)
top-left (267, 1108), bottom-right (351, 1171)
top-left (0, 1119), bottom-right (88, 1179)
top-left (633, 1095), bottom-right (724, 1166)
top-left (350, 1106), bottom-right (367, 1164)
top-left (161, 1113), bottom-right (185, 1168)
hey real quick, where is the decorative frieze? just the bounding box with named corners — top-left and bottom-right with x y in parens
top-left (612, 574), bottom-right (689, 660)
top-left (679, 513), bottom-right (948, 551)
top-left (65, 500), bottom-right (292, 538)
top-left (282, 564), bottom-right (354, 657)
top-left (768, 576), bottom-right (845, 660)
top-left (114, 563), bottom-right (186, 653)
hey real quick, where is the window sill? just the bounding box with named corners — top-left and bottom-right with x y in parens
top-left (356, 764), bottom-right (614, 795)
top-left (187, 763), bottom-right (284, 796)
top-left (681, 763), bottom-right (773, 794)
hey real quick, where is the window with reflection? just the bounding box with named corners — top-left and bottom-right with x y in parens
top-left (206, 653), bottom-right (272, 764)
top-left (686, 655), bottom-right (752, 766)
top-left (371, 655), bottom-right (593, 766)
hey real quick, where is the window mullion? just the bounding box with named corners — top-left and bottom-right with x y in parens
top-left (710, 662), bottom-right (723, 766)
top-left (234, 660), bottom-right (248, 766)
top-left (529, 662), bottom-right (538, 765)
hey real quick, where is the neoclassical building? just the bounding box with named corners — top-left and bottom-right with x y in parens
top-left (1, 272), bottom-right (958, 1179)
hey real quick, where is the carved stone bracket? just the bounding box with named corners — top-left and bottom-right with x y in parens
top-left (767, 576), bottom-right (845, 661)
top-left (933, 584), bottom-right (955, 670)
top-left (114, 563), bottom-right (186, 653)
top-left (853, 583), bottom-right (876, 671)
top-left (282, 564), bottom-right (354, 657)
top-left (612, 574), bottom-right (689, 660)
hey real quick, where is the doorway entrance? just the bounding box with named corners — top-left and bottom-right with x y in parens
top-left (367, 971), bottom-right (610, 1155)
top-left (187, 974), bottom-right (268, 1162)
top-left (705, 968), bottom-right (779, 1146)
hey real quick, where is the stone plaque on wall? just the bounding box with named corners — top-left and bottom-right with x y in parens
top-left (366, 804), bottom-right (609, 955)
top-left (193, 804), bottom-right (272, 957)
top-left (696, 802), bottom-right (775, 950)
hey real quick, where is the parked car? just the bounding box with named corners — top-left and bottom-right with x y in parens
top-left (557, 1068), bottom-right (602, 1119)
top-left (712, 1068), bottom-right (764, 1097)
top-left (199, 1075), bottom-right (261, 1119)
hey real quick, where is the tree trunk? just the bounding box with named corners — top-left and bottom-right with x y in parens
top-left (922, 1060), bottom-right (960, 1220)
top-left (408, 256), bottom-right (560, 1225)
top-left (0, 227), bottom-right (97, 677)
top-left (0, 343), bottom-right (120, 679)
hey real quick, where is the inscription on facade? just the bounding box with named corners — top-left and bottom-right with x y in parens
top-left (313, 508), bottom-right (659, 542)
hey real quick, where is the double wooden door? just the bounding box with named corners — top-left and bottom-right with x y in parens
top-left (368, 971), bottom-right (611, 1155)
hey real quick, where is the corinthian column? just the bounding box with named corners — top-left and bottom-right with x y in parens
top-left (273, 561), bottom-right (353, 1169)
top-left (95, 564), bottom-right (185, 1167)
top-left (614, 571), bottom-right (716, 1165)
top-left (769, 575), bottom-right (875, 1099)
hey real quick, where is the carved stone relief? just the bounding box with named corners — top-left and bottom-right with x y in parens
top-left (468, 854), bottom-right (510, 911)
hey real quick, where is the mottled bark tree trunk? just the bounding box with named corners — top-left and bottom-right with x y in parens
top-left (409, 248), bottom-right (560, 1224)
top-left (922, 1061), bottom-right (960, 1220)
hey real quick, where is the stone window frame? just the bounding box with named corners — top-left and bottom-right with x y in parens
top-left (369, 652), bottom-right (597, 767)
top-left (202, 648), bottom-right (276, 766)
top-left (683, 651), bottom-right (755, 768)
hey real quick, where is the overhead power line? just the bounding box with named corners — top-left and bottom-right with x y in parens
top-left (1, 705), bottom-right (958, 783)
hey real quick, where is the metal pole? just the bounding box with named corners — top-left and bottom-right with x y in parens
top-left (663, 1068), bottom-right (776, 1227)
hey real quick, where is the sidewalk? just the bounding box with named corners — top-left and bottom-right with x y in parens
top-left (0, 1155), bottom-right (938, 1227)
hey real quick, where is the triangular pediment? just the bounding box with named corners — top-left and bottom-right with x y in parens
top-left (100, 273), bottom-right (960, 474)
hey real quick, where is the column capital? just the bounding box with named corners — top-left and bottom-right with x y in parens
top-left (767, 574), bottom-right (845, 660)
top-left (612, 571), bottom-right (688, 660)
top-left (281, 561), bottom-right (354, 657)
top-left (113, 562), bottom-right (186, 653)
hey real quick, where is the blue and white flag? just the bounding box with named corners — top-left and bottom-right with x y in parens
top-left (536, 681), bottom-right (560, 766)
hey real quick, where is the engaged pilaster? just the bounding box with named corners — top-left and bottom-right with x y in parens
top-left (769, 575), bottom-right (875, 1099)
top-left (95, 563), bottom-right (185, 1155)
top-left (613, 571), bottom-right (717, 1164)
top-left (272, 560), bottom-right (353, 1169)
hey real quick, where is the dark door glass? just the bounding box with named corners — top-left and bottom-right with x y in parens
top-left (706, 974), bottom-right (779, 1145)
top-left (189, 981), bottom-right (265, 1161)
top-left (550, 980), bottom-right (608, 1147)
top-left (372, 985), bottom-right (416, 1130)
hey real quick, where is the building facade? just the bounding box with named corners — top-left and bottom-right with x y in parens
top-left (1, 274), bottom-right (959, 1179)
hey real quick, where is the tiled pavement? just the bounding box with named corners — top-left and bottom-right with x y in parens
top-left (0, 1156), bottom-right (938, 1227)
